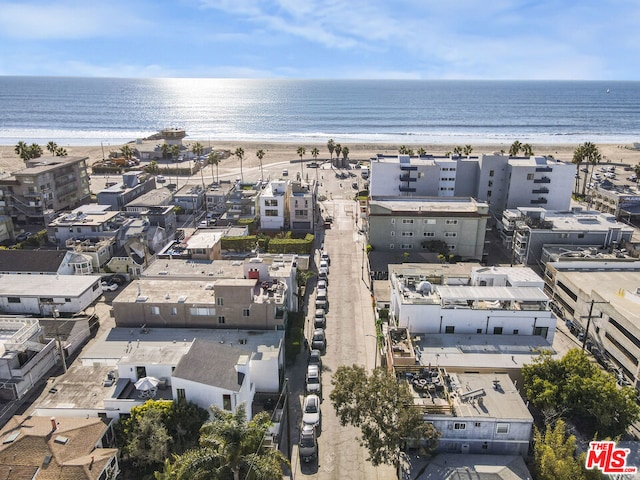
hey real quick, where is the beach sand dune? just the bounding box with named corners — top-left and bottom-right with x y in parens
top-left (0, 141), bottom-right (638, 176)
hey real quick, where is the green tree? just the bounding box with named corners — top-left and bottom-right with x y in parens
top-left (581, 142), bottom-right (602, 196)
top-left (522, 349), bottom-right (640, 437)
top-left (120, 145), bottom-right (134, 160)
top-left (46, 141), bottom-right (58, 155)
top-left (208, 151), bottom-right (222, 184)
top-left (327, 139), bottom-right (335, 161)
top-left (522, 143), bottom-right (535, 156)
top-left (297, 146), bottom-right (306, 179)
top-left (311, 147), bottom-right (319, 161)
top-left (334, 144), bottom-right (342, 165)
top-left (509, 140), bottom-right (522, 156)
top-left (462, 144), bottom-right (473, 156)
top-left (192, 142), bottom-right (205, 187)
top-left (533, 420), bottom-right (603, 480)
top-left (234, 147), bottom-right (245, 182)
top-left (398, 145), bottom-right (408, 154)
top-left (572, 144), bottom-right (585, 195)
top-left (330, 365), bottom-right (439, 470)
top-left (147, 161), bottom-right (160, 173)
top-left (342, 145), bottom-right (349, 162)
top-left (54, 146), bottom-right (67, 157)
top-left (416, 147), bottom-right (426, 156)
top-left (160, 143), bottom-right (171, 160)
top-left (170, 145), bottom-right (180, 161)
top-left (255, 149), bottom-right (265, 181)
top-left (168, 403), bottom-right (288, 480)
top-left (14, 141), bottom-right (28, 161)
top-left (452, 145), bottom-right (462, 156)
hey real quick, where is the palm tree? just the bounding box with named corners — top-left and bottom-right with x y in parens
top-left (297, 146), bottom-right (306, 179)
top-left (334, 144), bottom-right (342, 166)
top-left (192, 142), bottom-right (205, 187)
top-left (342, 146), bottom-right (349, 165)
top-left (234, 147), bottom-right (245, 181)
top-left (327, 139), bottom-right (335, 162)
top-left (463, 145), bottom-right (473, 156)
top-left (311, 147), bottom-right (319, 162)
top-left (169, 404), bottom-right (288, 480)
top-left (444, 151), bottom-right (452, 157)
top-left (160, 143), bottom-right (171, 160)
top-left (452, 146), bottom-right (462, 156)
top-left (417, 147), bottom-right (426, 156)
top-left (54, 146), bottom-right (67, 157)
top-left (29, 143), bottom-right (42, 159)
top-left (572, 144), bottom-right (585, 196)
top-left (581, 142), bottom-right (602, 196)
top-left (398, 145), bottom-right (408, 154)
top-left (120, 145), bottom-right (134, 160)
top-left (522, 143), bottom-right (534, 156)
top-left (256, 149), bottom-right (265, 181)
top-left (14, 141), bottom-right (28, 161)
top-left (46, 141), bottom-right (58, 155)
top-left (509, 140), bottom-right (522, 156)
top-left (207, 151), bottom-right (221, 184)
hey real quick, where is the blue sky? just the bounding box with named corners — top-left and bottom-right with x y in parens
top-left (0, 0), bottom-right (638, 79)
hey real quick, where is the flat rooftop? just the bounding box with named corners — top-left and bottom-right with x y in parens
top-left (0, 274), bottom-right (101, 297)
top-left (144, 256), bottom-right (296, 280)
top-left (370, 196), bottom-right (488, 214)
top-left (49, 210), bottom-right (122, 227)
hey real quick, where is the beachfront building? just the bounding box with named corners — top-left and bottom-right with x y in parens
top-left (0, 274), bottom-right (103, 315)
top-left (288, 180), bottom-right (316, 232)
top-left (174, 184), bottom-right (205, 212)
top-left (587, 183), bottom-right (640, 224)
top-left (369, 154), bottom-right (574, 215)
top-left (543, 261), bottom-right (640, 386)
top-left (205, 182), bottom-right (234, 215)
top-left (0, 156), bottom-right (91, 225)
top-left (367, 197), bottom-right (489, 260)
top-left (96, 172), bottom-right (157, 210)
top-left (0, 317), bottom-right (58, 401)
top-left (388, 264), bottom-right (555, 342)
top-left (221, 183), bottom-right (261, 226)
top-left (501, 206), bottom-right (634, 266)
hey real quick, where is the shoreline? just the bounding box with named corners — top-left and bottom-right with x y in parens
top-left (1, 140), bottom-right (639, 175)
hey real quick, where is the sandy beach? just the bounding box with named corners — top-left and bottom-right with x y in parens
top-left (1, 141), bottom-right (639, 176)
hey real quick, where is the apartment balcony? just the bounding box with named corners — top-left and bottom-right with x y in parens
top-left (399, 186), bottom-right (417, 193)
top-left (533, 177), bottom-right (551, 184)
top-left (515, 230), bottom-right (529, 243)
top-left (532, 187), bottom-right (549, 194)
top-left (530, 198), bottom-right (548, 205)
top-left (400, 165), bottom-right (418, 171)
top-left (399, 174), bottom-right (417, 182)
top-left (535, 166), bottom-right (553, 173)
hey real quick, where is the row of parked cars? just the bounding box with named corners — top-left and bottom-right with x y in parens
top-left (299, 249), bottom-right (331, 463)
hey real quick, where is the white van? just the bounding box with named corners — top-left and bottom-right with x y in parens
top-left (361, 167), bottom-right (369, 179)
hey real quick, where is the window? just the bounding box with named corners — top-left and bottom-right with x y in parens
top-left (402, 219), bottom-right (414, 224)
top-left (389, 244), bottom-right (395, 249)
top-left (177, 389), bottom-right (186, 402)
top-left (391, 219), bottom-right (395, 224)
top-left (489, 170), bottom-right (495, 177)
top-left (559, 233), bottom-right (569, 239)
top-left (223, 394), bottom-right (232, 411)
top-left (39, 297), bottom-right (54, 303)
top-left (448, 245), bottom-right (456, 250)
top-left (401, 232), bottom-right (413, 237)
top-left (151, 306), bottom-right (160, 315)
top-left (264, 199), bottom-right (278, 207)
top-left (534, 326), bottom-right (549, 338)
top-left (474, 422), bottom-right (481, 427)
top-left (513, 329), bottom-right (519, 334)
top-left (171, 307), bottom-right (177, 316)
top-left (390, 231), bottom-right (395, 236)
top-left (295, 209), bottom-right (308, 216)
top-left (487, 190), bottom-right (492, 197)
top-left (454, 422), bottom-right (466, 430)
top-left (400, 244), bottom-right (413, 249)
top-left (7, 297), bottom-right (20, 303)
top-left (65, 298), bottom-right (71, 303)
top-left (191, 307), bottom-right (215, 316)
top-left (218, 316), bottom-right (226, 324)
top-left (243, 308), bottom-right (250, 317)
top-left (578, 233), bottom-right (585, 238)
top-left (445, 326), bottom-right (455, 334)
top-left (527, 173), bottom-right (534, 180)
top-left (217, 298), bottom-right (224, 306)
top-left (493, 327), bottom-right (503, 334)
top-left (424, 219), bottom-right (436, 224)
top-left (265, 209), bottom-right (278, 217)
top-left (477, 329), bottom-right (482, 334)
top-left (496, 423), bottom-right (510, 434)
top-left (445, 219), bottom-right (458, 225)
top-left (488, 180), bottom-right (493, 187)
top-left (423, 232), bottom-right (435, 237)
top-left (444, 232), bottom-right (457, 237)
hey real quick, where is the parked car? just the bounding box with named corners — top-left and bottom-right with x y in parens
top-left (302, 394), bottom-right (321, 431)
top-left (318, 271), bottom-right (329, 285)
top-left (319, 266), bottom-right (329, 278)
top-left (314, 309), bottom-right (326, 328)
top-left (101, 282), bottom-right (118, 292)
top-left (319, 260), bottom-right (329, 273)
top-left (306, 364), bottom-right (322, 396)
top-left (15, 232), bottom-right (32, 242)
top-left (308, 349), bottom-right (322, 369)
top-left (311, 329), bottom-right (326, 351)
top-left (317, 279), bottom-right (327, 291)
top-left (320, 251), bottom-right (330, 266)
top-left (299, 424), bottom-right (318, 463)
top-left (102, 274), bottom-right (127, 285)
top-left (156, 175), bottom-right (166, 183)
top-left (282, 169), bottom-right (288, 176)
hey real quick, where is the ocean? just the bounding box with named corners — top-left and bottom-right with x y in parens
top-left (0, 77), bottom-right (639, 146)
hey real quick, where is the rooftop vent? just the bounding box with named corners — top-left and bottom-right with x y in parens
top-left (135, 296), bottom-right (148, 302)
top-left (2, 431), bottom-right (20, 444)
top-left (177, 295), bottom-right (187, 303)
top-left (54, 435), bottom-right (69, 445)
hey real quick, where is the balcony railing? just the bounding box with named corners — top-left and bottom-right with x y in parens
top-left (399, 186), bottom-right (417, 193)
top-left (533, 177), bottom-right (551, 184)
top-left (399, 175), bottom-right (417, 182)
top-left (535, 166), bottom-right (553, 173)
top-left (530, 198), bottom-right (548, 205)
top-left (532, 188), bottom-right (549, 194)
top-left (400, 165), bottom-right (418, 171)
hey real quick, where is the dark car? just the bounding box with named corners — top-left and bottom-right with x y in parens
top-left (311, 329), bottom-right (326, 351)
top-left (15, 232), bottom-right (32, 242)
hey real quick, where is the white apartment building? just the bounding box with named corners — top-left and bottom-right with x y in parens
top-left (260, 180), bottom-right (287, 231)
top-left (368, 197), bottom-right (489, 260)
top-left (389, 264), bottom-right (556, 342)
top-left (370, 154), bottom-right (573, 214)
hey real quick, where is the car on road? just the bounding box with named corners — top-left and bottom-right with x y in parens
top-left (101, 282), bottom-right (118, 292)
top-left (318, 271), bottom-right (328, 285)
top-left (308, 161), bottom-right (319, 168)
top-left (314, 309), bottom-right (326, 328)
top-left (306, 364), bottom-right (322, 396)
top-left (15, 232), bottom-right (32, 242)
top-left (302, 394), bottom-right (321, 431)
top-left (319, 260), bottom-right (329, 273)
top-left (311, 328), bottom-right (326, 351)
top-left (299, 424), bottom-right (318, 463)
top-left (282, 169), bottom-right (288, 176)
top-left (156, 175), bottom-right (166, 183)
top-left (317, 279), bottom-right (327, 291)
top-left (102, 274), bottom-right (127, 285)
top-left (308, 349), bottom-right (322, 369)
top-left (320, 251), bottom-right (330, 266)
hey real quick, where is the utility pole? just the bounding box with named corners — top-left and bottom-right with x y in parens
top-left (581, 299), bottom-right (609, 352)
top-left (284, 377), bottom-right (291, 461)
top-left (53, 308), bottom-right (67, 373)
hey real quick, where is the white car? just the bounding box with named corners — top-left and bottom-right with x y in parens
top-left (101, 282), bottom-right (118, 292)
top-left (156, 175), bottom-right (166, 183)
top-left (306, 364), bottom-right (322, 395)
top-left (319, 260), bottom-right (329, 273)
top-left (302, 394), bottom-right (321, 431)
top-left (320, 251), bottom-right (330, 265)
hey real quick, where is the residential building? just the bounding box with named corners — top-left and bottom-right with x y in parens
top-left (124, 187), bottom-right (174, 213)
top-left (222, 183), bottom-right (260, 225)
top-left (0, 415), bottom-right (119, 480)
top-left (388, 264), bottom-right (556, 342)
top-left (65, 238), bottom-right (115, 273)
top-left (413, 454), bottom-right (532, 480)
top-left (544, 261), bottom-right (640, 386)
top-left (96, 172), bottom-right (157, 210)
top-left (174, 184), bottom-right (205, 212)
top-left (0, 156), bottom-right (91, 225)
top-left (0, 215), bottom-right (14, 244)
top-left (47, 206), bottom-right (128, 246)
top-left (33, 327), bottom-right (283, 421)
top-left (0, 249), bottom-right (77, 275)
top-left (370, 153), bottom-right (573, 214)
top-left (588, 184), bottom-right (640, 223)
top-left (0, 274), bottom-right (103, 315)
top-left (368, 197), bottom-right (489, 260)
top-left (288, 180), bottom-right (316, 232)
top-left (205, 182), bottom-right (234, 215)
top-left (157, 228), bottom-right (225, 261)
top-left (260, 180), bottom-right (287, 231)
top-left (501, 206), bottom-right (634, 266)
top-left (0, 317), bottom-right (57, 401)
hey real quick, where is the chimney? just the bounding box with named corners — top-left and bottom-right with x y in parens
top-left (50, 417), bottom-right (57, 431)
